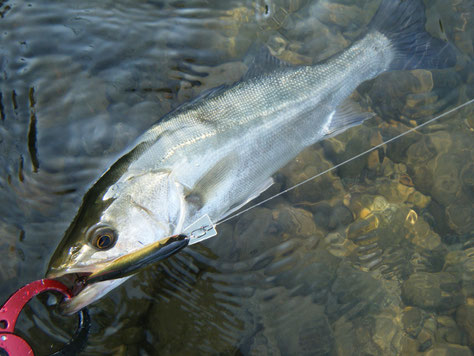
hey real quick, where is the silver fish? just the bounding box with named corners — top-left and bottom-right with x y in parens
top-left (47, 0), bottom-right (455, 314)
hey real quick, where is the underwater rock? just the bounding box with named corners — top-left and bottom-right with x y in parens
top-left (424, 344), bottom-right (473, 356)
top-left (345, 194), bottom-right (419, 273)
top-left (282, 3), bottom-right (349, 61)
top-left (146, 286), bottom-right (239, 355)
top-left (342, 187), bottom-right (447, 278)
top-left (416, 318), bottom-right (436, 353)
top-left (467, 111), bottom-right (474, 130)
top-left (227, 203), bottom-right (324, 271)
top-left (404, 213), bottom-right (441, 251)
top-left (372, 309), bottom-right (403, 354)
top-left (445, 202), bottom-right (474, 236)
top-left (248, 289), bottom-right (334, 356)
top-left (272, 299), bottom-right (333, 356)
top-left (404, 139), bottom-right (437, 191)
top-left (0, 225), bottom-right (21, 284)
top-left (401, 272), bottom-right (463, 310)
top-left (436, 315), bottom-right (465, 345)
top-left (233, 206), bottom-right (279, 261)
top-left (380, 122), bottom-right (424, 164)
top-left (431, 153), bottom-right (463, 206)
top-left (272, 204), bottom-right (319, 239)
top-left (301, 200), bottom-right (332, 231)
top-left (400, 125), bottom-right (474, 237)
top-left (363, 70), bottom-right (438, 123)
top-left (247, 331), bottom-right (281, 356)
top-left (456, 304), bottom-right (474, 348)
top-left (324, 231), bottom-right (357, 258)
top-left (347, 214), bottom-right (379, 240)
top-left (332, 304), bottom-right (418, 355)
top-left (443, 248), bottom-right (474, 299)
top-left (299, 198), bottom-right (353, 232)
top-left (281, 146), bottom-right (345, 204)
top-left (200, 222), bottom-right (236, 261)
top-left (401, 307), bottom-right (424, 338)
top-left (316, 2), bottom-right (365, 29)
top-left (328, 203), bottom-right (354, 230)
top-left (373, 306), bottom-right (439, 356)
top-left (258, 0), bottom-right (349, 64)
top-left (329, 261), bottom-right (386, 314)
top-left (120, 326), bottom-right (145, 347)
top-left (86, 289), bottom-right (153, 355)
top-left (268, 236), bottom-right (340, 304)
top-left (461, 161), bottom-right (474, 194)
top-left (322, 123), bottom-right (374, 179)
top-left (333, 317), bottom-right (382, 356)
top-left (405, 190), bottom-right (431, 209)
top-left (377, 178), bottom-right (415, 205)
top-left (426, 0), bottom-right (473, 57)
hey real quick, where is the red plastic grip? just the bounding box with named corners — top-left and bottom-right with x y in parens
top-left (0, 279), bottom-right (72, 356)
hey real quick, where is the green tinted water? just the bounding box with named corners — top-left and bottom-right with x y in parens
top-left (0, 0), bottom-right (473, 355)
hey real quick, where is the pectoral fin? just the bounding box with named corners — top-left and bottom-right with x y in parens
top-left (185, 153), bottom-right (239, 209)
top-left (185, 152), bottom-right (274, 221)
top-left (324, 99), bottom-right (375, 138)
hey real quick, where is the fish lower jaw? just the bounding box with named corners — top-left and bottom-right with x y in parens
top-left (48, 271), bottom-right (132, 315)
top-left (45, 271), bottom-right (91, 311)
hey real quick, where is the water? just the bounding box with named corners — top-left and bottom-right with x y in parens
top-left (0, 0), bottom-right (473, 355)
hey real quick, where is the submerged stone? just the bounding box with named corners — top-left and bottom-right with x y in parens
top-left (456, 304), bottom-right (474, 349)
top-left (402, 307), bottom-right (424, 338)
top-left (436, 315), bottom-right (464, 345)
top-left (404, 215), bottom-right (441, 250)
top-left (401, 272), bottom-right (463, 311)
top-left (443, 248), bottom-right (474, 298)
top-left (424, 344), bottom-right (473, 356)
top-left (281, 146), bottom-right (345, 204)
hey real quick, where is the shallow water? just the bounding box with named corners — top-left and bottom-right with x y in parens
top-left (0, 0), bottom-right (473, 355)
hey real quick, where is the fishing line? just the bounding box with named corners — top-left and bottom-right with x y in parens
top-left (216, 98), bottom-right (474, 226)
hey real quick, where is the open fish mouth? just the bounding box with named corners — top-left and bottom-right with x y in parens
top-left (47, 268), bottom-right (131, 315)
top-left (53, 272), bottom-right (92, 299)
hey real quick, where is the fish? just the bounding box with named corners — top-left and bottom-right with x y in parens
top-left (46, 0), bottom-right (456, 314)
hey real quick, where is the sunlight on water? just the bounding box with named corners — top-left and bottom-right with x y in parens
top-left (0, 0), bottom-right (473, 354)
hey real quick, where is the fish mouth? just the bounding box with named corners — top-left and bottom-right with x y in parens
top-left (52, 272), bottom-right (92, 298)
top-left (46, 268), bottom-right (130, 315)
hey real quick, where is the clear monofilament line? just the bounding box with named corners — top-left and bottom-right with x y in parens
top-left (216, 98), bottom-right (474, 226)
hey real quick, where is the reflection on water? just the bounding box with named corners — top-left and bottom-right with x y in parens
top-left (0, 0), bottom-right (473, 354)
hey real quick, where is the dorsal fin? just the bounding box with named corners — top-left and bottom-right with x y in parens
top-left (172, 84), bottom-right (229, 114)
top-left (243, 45), bottom-right (292, 80)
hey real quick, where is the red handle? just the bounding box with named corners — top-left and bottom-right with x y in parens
top-left (0, 279), bottom-right (72, 333)
top-left (0, 333), bottom-right (34, 355)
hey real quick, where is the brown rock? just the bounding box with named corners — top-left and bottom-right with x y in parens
top-left (456, 303), bottom-right (474, 348)
top-left (401, 272), bottom-right (463, 310)
top-left (424, 344), bottom-right (473, 356)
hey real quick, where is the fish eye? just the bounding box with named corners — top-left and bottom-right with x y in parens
top-left (90, 227), bottom-right (117, 250)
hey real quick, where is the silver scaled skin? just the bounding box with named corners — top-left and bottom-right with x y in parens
top-left (47, 0), bottom-right (455, 314)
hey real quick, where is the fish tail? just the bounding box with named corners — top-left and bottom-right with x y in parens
top-left (369, 0), bottom-right (456, 70)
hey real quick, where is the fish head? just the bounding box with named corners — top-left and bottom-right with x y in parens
top-left (47, 168), bottom-right (185, 314)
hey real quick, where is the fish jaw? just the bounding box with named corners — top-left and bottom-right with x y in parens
top-left (46, 266), bottom-right (132, 315)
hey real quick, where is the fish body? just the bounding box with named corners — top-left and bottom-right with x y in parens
top-left (115, 33), bottom-right (386, 228)
top-left (47, 0), bottom-right (456, 314)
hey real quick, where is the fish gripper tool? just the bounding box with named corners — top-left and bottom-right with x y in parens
top-left (0, 279), bottom-right (90, 356)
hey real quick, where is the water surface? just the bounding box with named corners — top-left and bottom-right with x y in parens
top-left (0, 0), bottom-right (473, 355)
